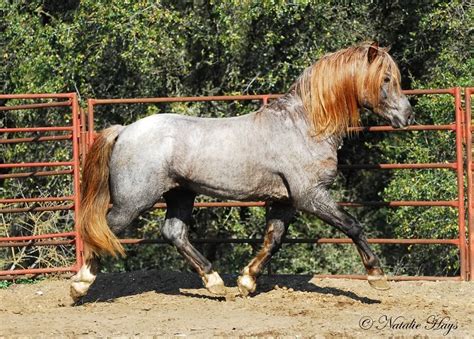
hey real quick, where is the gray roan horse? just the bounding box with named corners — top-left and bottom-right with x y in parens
top-left (71, 42), bottom-right (413, 300)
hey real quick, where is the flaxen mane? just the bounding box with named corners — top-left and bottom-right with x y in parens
top-left (292, 43), bottom-right (401, 137)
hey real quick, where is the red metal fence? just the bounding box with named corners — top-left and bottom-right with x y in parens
top-left (1, 88), bottom-right (473, 281)
top-left (0, 93), bottom-right (83, 277)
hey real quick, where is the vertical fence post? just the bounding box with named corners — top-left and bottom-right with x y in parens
top-left (465, 88), bottom-right (473, 281)
top-left (72, 93), bottom-right (84, 270)
top-left (87, 99), bottom-right (96, 148)
top-left (454, 87), bottom-right (468, 280)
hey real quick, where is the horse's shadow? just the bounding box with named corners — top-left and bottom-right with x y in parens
top-left (254, 274), bottom-right (381, 304)
top-left (74, 270), bottom-right (380, 305)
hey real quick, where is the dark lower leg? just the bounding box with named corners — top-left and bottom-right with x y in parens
top-left (238, 203), bottom-right (294, 295)
top-left (342, 217), bottom-right (382, 273)
top-left (162, 218), bottom-right (225, 294)
top-left (247, 221), bottom-right (283, 277)
top-left (162, 190), bottom-right (225, 294)
top-left (298, 189), bottom-right (388, 289)
top-left (162, 217), bottom-right (213, 276)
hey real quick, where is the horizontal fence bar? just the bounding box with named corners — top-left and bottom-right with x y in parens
top-left (0, 271), bottom-right (461, 281)
top-left (0, 200), bottom-right (454, 215)
top-left (0, 196), bottom-right (74, 204)
top-left (0, 126), bottom-right (73, 133)
top-left (0, 100), bottom-right (71, 111)
top-left (348, 124), bottom-right (455, 133)
top-left (0, 169), bottom-right (73, 180)
top-left (0, 134), bottom-right (72, 144)
top-left (313, 274), bottom-right (461, 281)
top-left (0, 200), bottom-right (456, 215)
top-left (402, 88), bottom-right (456, 96)
top-left (338, 163), bottom-right (456, 170)
top-left (0, 272), bottom-right (461, 281)
top-left (89, 88), bottom-right (456, 106)
top-left (87, 125), bottom-right (455, 140)
top-left (0, 205), bottom-right (73, 214)
top-left (0, 231), bottom-right (76, 242)
top-left (0, 266), bottom-right (76, 277)
top-left (338, 200), bottom-right (458, 207)
top-left (150, 200), bottom-right (457, 209)
top-left (90, 94), bottom-right (282, 105)
top-left (152, 201), bottom-right (266, 208)
top-left (0, 93), bottom-right (75, 100)
top-left (2, 161), bottom-right (452, 171)
top-left (1, 237), bottom-right (459, 248)
top-left (0, 161), bottom-right (74, 169)
top-left (118, 238), bottom-right (459, 245)
top-left (0, 239), bottom-right (75, 247)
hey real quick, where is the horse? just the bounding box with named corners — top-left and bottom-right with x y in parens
top-left (70, 42), bottom-right (413, 300)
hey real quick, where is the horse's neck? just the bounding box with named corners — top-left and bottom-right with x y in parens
top-left (260, 93), bottom-right (343, 149)
top-left (259, 93), bottom-right (306, 122)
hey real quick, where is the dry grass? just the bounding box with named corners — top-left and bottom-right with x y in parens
top-left (0, 202), bottom-right (76, 272)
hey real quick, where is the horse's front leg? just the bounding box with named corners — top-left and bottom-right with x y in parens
top-left (296, 187), bottom-right (390, 290)
top-left (237, 202), bottom-right (295, 296)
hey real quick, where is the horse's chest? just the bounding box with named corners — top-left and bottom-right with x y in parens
top-left (303, 157), bottom-right (338, 186)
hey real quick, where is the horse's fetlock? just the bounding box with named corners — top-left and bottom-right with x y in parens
top-left (203, 262), bottom-right (213, 275)
top-left (366, 256), bottom-right (380, 268)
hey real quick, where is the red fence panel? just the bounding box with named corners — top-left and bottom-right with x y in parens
top-left (1, 89), bottom-right (472, 281)
top-left (0, 93), bottom-right (83, 278)
top-left (86, 88), bottom-right (468, 281)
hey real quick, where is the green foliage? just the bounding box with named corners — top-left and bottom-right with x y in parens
top-left (1, 0), bottom-right (472, 276)
top-left (0, 277), bottom-right (43, 289)
top-left (0, 280), bottom-right (11, 288)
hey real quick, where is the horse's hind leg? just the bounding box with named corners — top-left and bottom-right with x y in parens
top-left (238, 202), bottom-right (295, 296)
top-left (70, 246), bottom-right (99, 302)
top-left (161, 189), bottom-right (226, 295)
top-left (297, 188), bottom-right (390, 290)
top-left (71, 202), bottom-right (151, 301)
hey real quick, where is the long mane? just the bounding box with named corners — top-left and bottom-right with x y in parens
top-left (292, 43), bottom-right (401, 137)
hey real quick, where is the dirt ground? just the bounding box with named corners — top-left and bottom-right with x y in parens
top-left (0, 270), bottom-right (472, 337)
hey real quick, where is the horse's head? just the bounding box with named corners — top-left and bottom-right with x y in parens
top-left (292, 42), bottom-right (414, 137)
top-left (360, 43), bottom-right (414, 129)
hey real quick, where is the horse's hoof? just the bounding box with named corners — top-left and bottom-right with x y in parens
top-left (368, 274), bottom-right (390, 290)
top-left (237, 274), bottom-right (256, 297)
top-left (70, 264), bottom-right (97, 302)
top-left (70, 281), bottom-right (88, 302)
top-left (207, 283), bottom-right (227, 296)
top-left (202, 271), bottom-right (227, 295)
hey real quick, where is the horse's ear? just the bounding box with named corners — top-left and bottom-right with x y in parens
top-left (368, 42), bottom-right (379, 64)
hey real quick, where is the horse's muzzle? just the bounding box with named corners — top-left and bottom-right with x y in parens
top-left (391, 106), bottom-right (414, 129)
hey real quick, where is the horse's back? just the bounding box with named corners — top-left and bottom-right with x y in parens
top-left (108, 113), bottom-right (291, 202)
top-left (108, 111), bottom-right (337, 205)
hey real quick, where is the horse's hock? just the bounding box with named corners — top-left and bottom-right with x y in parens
top-left (1, 88), bottom-right (474, 281)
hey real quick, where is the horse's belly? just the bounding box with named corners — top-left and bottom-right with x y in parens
top-left (183, 171), bottom-right (289, 202)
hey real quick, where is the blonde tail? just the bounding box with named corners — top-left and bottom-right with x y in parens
top-left (79, 125), bottom-right (125, 258)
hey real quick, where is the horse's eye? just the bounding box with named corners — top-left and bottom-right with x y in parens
top-left (384, 77), bottom-right (391, 83)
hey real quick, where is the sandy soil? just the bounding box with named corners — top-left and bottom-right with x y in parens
top-left (0, 270), bottom-right (472, 337)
